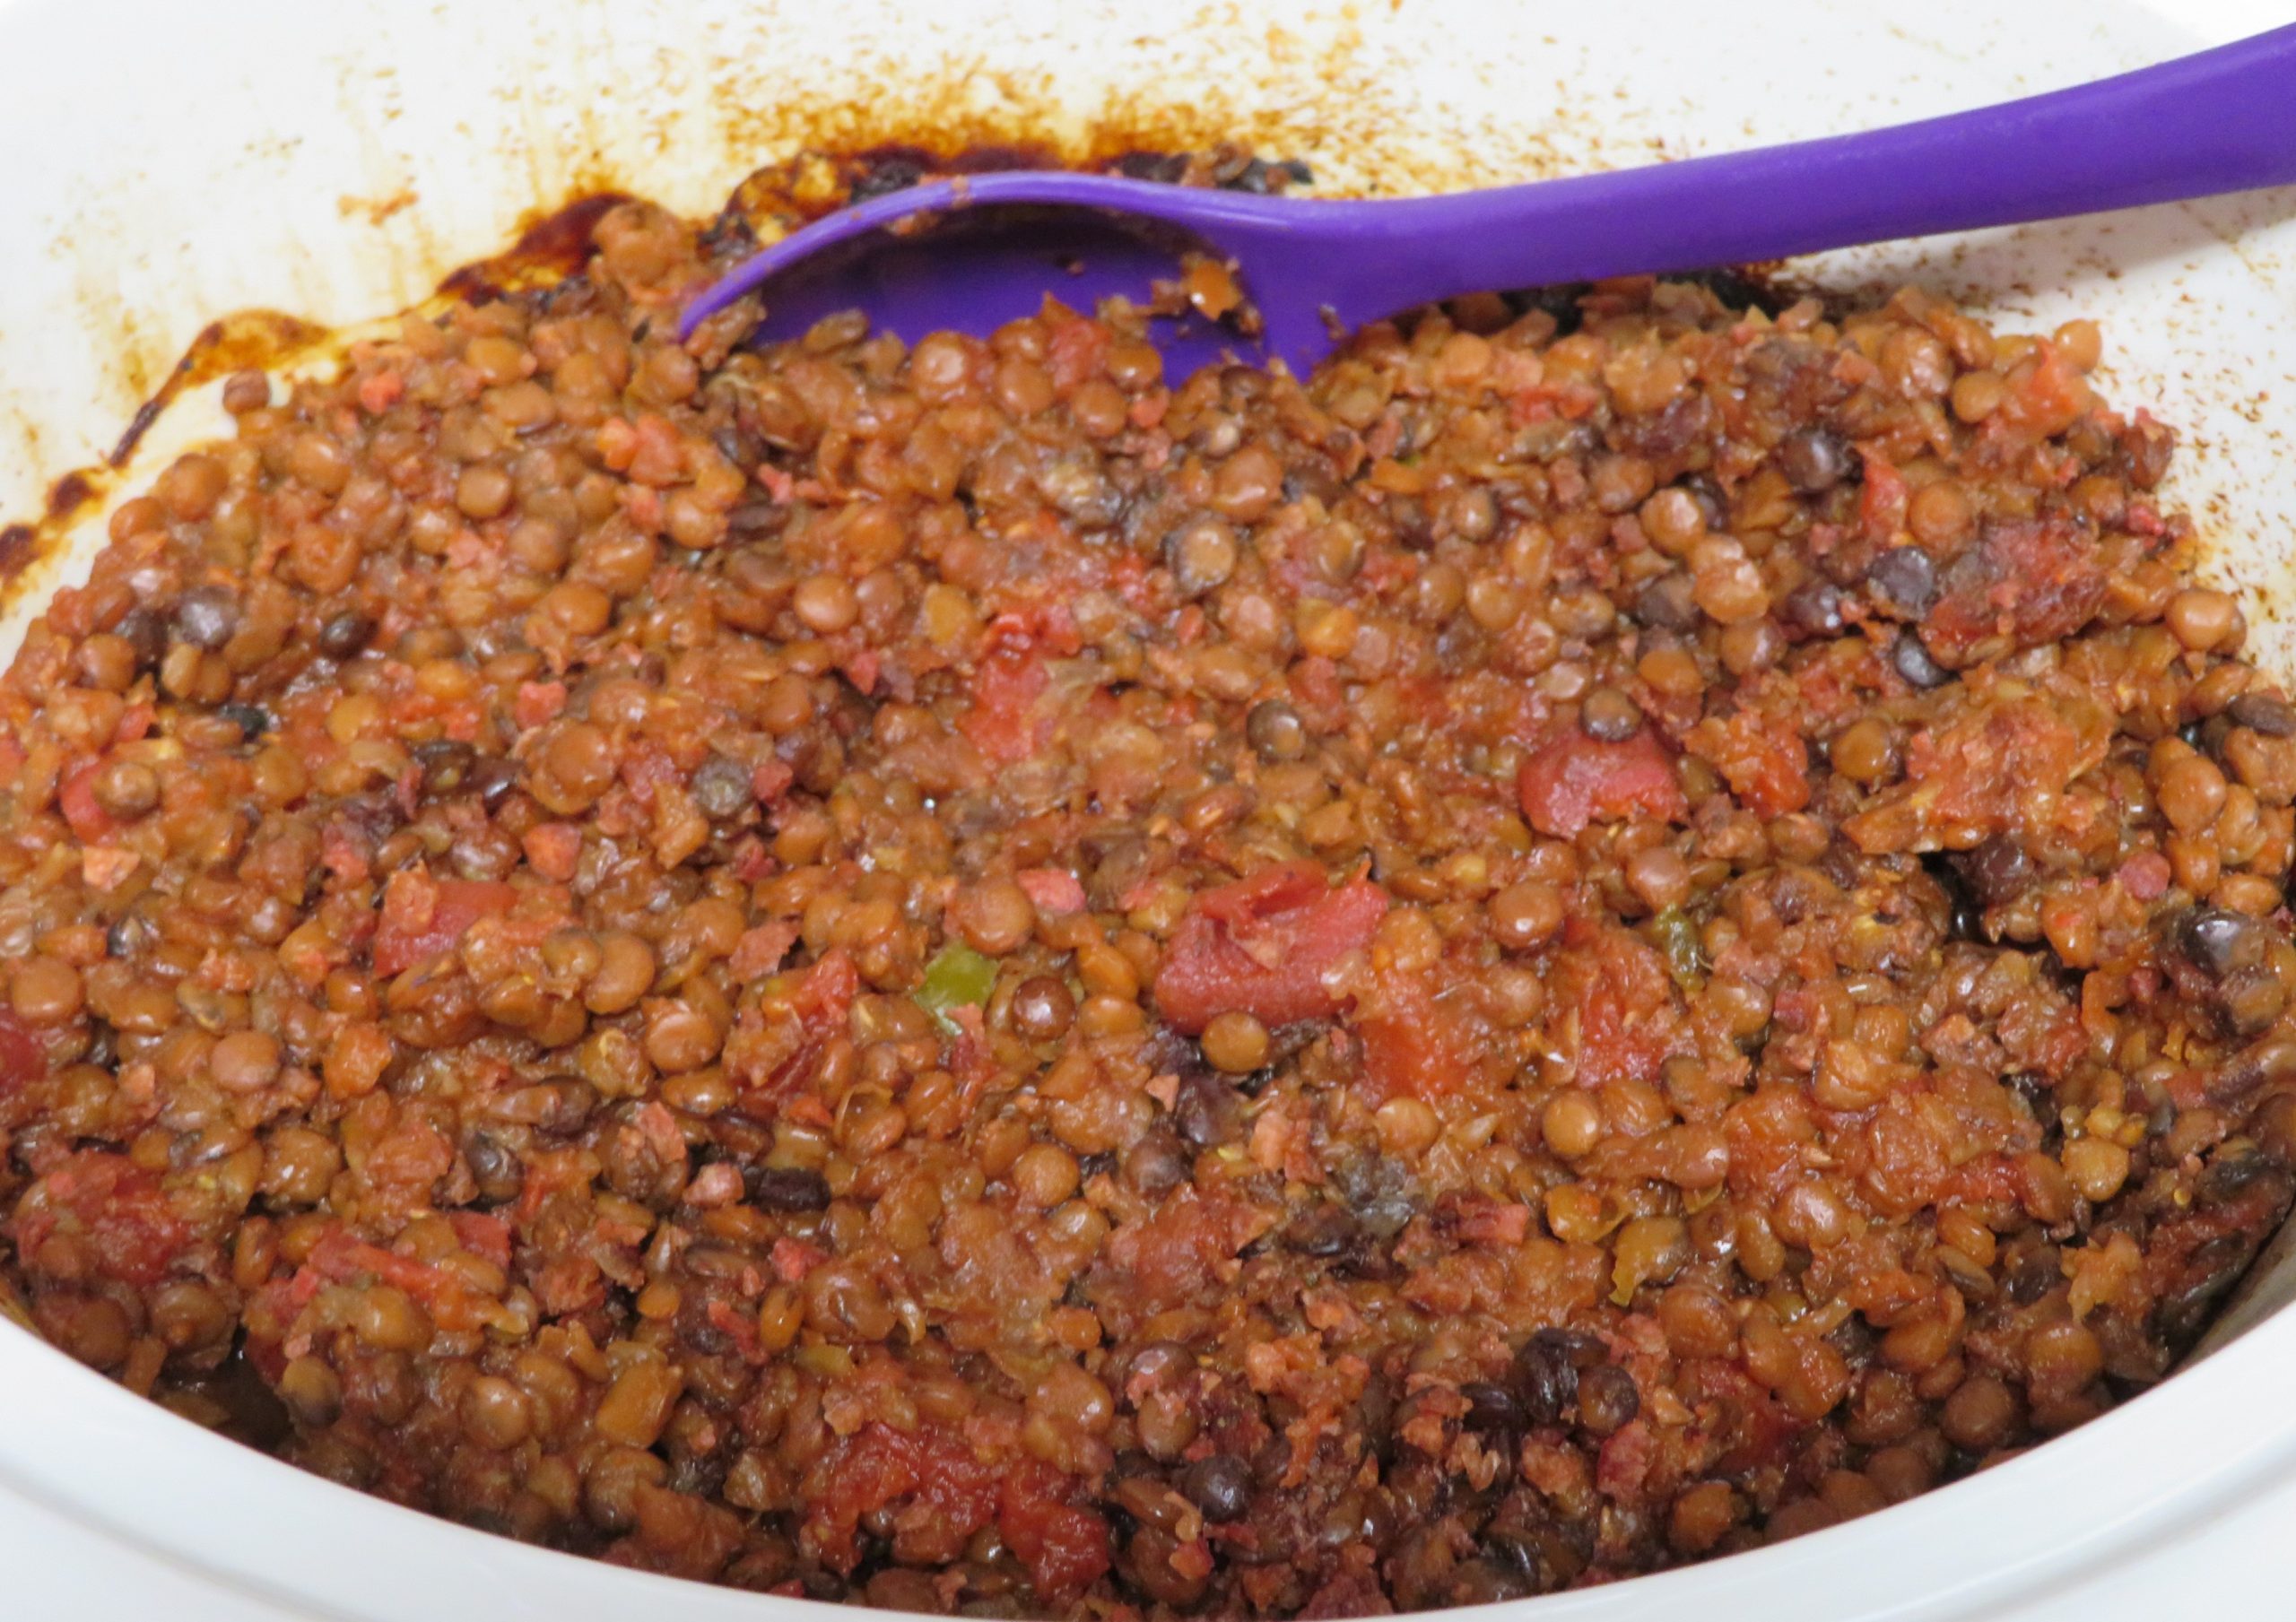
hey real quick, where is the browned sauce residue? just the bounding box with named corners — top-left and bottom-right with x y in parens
top-left (438, 191), bottom-right (634, 304)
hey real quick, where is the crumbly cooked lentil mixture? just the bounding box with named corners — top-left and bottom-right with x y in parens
top-left (4, 193), bottom-right (2295, 1616)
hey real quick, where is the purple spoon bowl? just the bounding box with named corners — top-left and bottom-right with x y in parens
top-left (683, 24), bottom-right (2296, 375)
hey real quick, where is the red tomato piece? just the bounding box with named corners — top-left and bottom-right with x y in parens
top-left (521, 823), bottom-right (582, 882)
top-left (803, 1423), bottom-right (999, 1574)
top-left (1516, 728), bottom-right (1687, 839)
top-left (371, 876), bottom-right (519, 977)
top-left (1857, 447), bottom-right (1909, 538)
top-left (1359, 965), bottom-right (1480, 1100)
top-left (0, 1010), bottom-right (41, 1099)
top-left (57, 760), bottom-right (118, 845)
top-left (960, 647), bottom-right (1050, 766)
top-left (11, 1150), bottom-right (188, 1287)
top-left (1016, 866), bottom-right (1087, 915)
top-left (998, 1461), bottom-right (1112, 1605)
top-left (1552, 922), bottom-right (1689, 1089)
top-left (1153, 861), bottom-right (1389, 1034)
top-left (514, 680), bottom-right (568, 729)
top-left (1684, 706), bottom-right (1812, 819)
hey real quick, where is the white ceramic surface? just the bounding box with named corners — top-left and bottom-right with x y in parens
top-left (2, 0), bottom-right (2295, 1618)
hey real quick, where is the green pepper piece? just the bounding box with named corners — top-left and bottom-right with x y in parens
top-left (1652, 905), bottom-right (1706, 992)
top-left (916, 941), bottom-right (997, 1036)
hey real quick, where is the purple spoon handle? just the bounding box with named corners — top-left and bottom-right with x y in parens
top-left (1305, 22), bottom-right (2296, 327)
top-left (683, 24), bottom-right (2296, 369)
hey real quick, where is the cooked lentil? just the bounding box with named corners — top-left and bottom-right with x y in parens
top-left (0, 193), bottom-right (2292, 1616)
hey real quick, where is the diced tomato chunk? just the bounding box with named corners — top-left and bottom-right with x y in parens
top-left (11, 1150), bottom-right (188, 1287)
top-left (1857, 447), bottom-right (1908, 538)
top-left (57, 760), bottom-right (118, 844)
top-left (1920, 514), bottom-right (2106, 669)
top-left (998, 1461), bottom-right (1112, 1605)
top-left (1016, 866), bottom-right (1087, 915)
top-left (1153, 861), bottom-right (1389, 1033)
top-left (1685, 705), bottom-right (1811, 819)
top-left (1516, 728), bottom-right (1686, 839)
top-left (0, 1010), bottom-right (43, 1099)
top-left (1553, 922), bottom-right (1688, 1088)
top-left (960, 648), bottom-right (1050, 766)
top-left (2118, 850), bottom-right (2171, 900)
top-left (1359, 964), bottom-right (1480, 1099)
top-left (521, 823), bottom-right (583, 882)
top-left (803, 1423), bottom-right (1000, 1574)
top-left (372, 875), bottom-right (519, 977)
top-left (515, 680), bottom-right (569, 729)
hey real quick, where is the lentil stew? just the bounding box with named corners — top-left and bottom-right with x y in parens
top-left (3, 187), bottom-right (2293, 1615)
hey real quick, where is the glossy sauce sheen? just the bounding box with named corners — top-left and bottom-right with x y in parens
top-left (1, 181), bottom-right (2293, 1616)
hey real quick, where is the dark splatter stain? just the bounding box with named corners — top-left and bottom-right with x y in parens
top-left (0, 524), bottom-right (35, 584)
top-left (438, 191), bottom-right (633, 304)
top-left (44, 471), bottom-right (95, 524)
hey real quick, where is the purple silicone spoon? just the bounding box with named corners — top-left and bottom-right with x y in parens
top-left (682, 24), bottom-right (2296, 375)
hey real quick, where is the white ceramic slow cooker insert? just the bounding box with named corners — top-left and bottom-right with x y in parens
top-left (2, 1), bottom-right (2293, 1617)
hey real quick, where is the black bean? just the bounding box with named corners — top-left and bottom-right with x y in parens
top-left (1778, 579), bottom-right (1845, 639)
top-left (464, 756), bottom-right (521, 811)
top-left (1178, 1454), bottom-right (1252, 1522)
top-left (691, 754), bottom-right (754, 820)
top-left (1865, 546), bottom-right (1938, 616)
top-left (1246, 699), bottom-right (1308, 762)
top-left (2005, 1243), bottom-right (2063, 1305)
top-left (107, 913), bottom-right (156, 959)
top-left (1892, 630), bottom-right (1951, 689)
top-left (1578, 687), bottom-right (1642, 742)
top-left (1333, 1154), bottom-right (1419, 1239)
top-left (745, 1165), bottom-right (831, 1211)
top-left (1459, 1381), bottom-right (1523, 1432)
top-left (1121, 1130), bottom-right (1192, 1197)
top-left (1777, 427), bottom-right (1854, 493)
top-left (116, 607), bottom-right (169, 668)
top-left (212, 703), bottom-right (271, 741)
top-left (174, 585), bottom-right (240, 649)
top-left (1955, 836), bottom-right (2033, 907)
top-left (1283, 1202), bottom-right (1361, 1258)
top-left (1173, 1069), bottom-right (1242, 1149)
top-left (2179, 906), bottom-right (2270, 979)
top-left (2228, 692), bottom-right (2296, 738)
top-left (1634, 571), bottom-right (1701, 631)
top-left (465, 1132), bottom-right (526, 1204)
top-left (1509, 1330), bottom-right (1595, 1426)
top-left (413, 739), bottom-right (476, 797)
top-left (317, 611), bottom-right (378, 659)
top-left (1575, 1364), bottom-right (1640, 1436)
